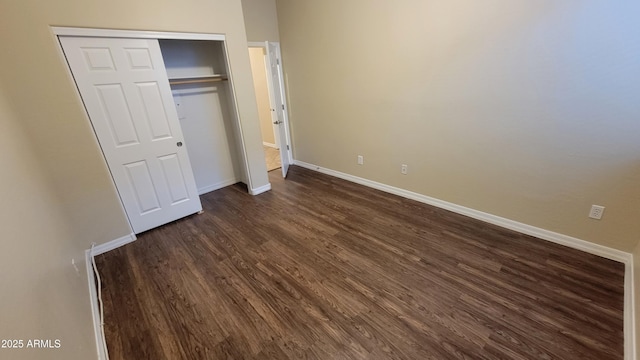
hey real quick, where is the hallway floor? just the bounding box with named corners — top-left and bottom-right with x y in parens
top-left (264, 145), bottom-right (281, 172)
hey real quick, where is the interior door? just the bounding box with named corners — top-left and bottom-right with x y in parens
top-left (59, 36), bottom-right (202, 234)
top-left (265, 42), bottom-right (290, 178)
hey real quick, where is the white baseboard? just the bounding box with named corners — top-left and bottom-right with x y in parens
top-left (198, 178), bottom-right (238, 195)
top-left (625, 260), bottom-right (637, 360)
top-left (86, 249), bottom-right (108, 360)
top-left (293, 160), bottom-right (628, 262)
top-left (292, 160), bottom-right (636, 360)
top-left (85, 233), bottom-right (135, 359)
top-left (249, 183), bottom-right (272, 195)
top-left (263, 141), bottom-right (279, 149)
top-left (91, 233), bottom-right (137, 256)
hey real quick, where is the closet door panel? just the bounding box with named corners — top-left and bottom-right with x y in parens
top-left (136, 82), bottom-right (173, 140)
top-left (158, 154), bottom-right (191, 204)
top-left (60, 36), bottom-right (202, 234)
top-left (123, 160), bottom-right (162, 214)
top-left (95, 84), bottom-right (141, 146)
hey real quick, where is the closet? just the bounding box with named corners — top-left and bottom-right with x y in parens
top-left (58, 31), bottom-right (249, 234)
top-left (160, 39), bottom-right (245, 195)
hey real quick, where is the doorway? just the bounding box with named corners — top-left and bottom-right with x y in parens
top-left (248, 42), bottom-right (292, 177)
top-left (248, 47), bottom-right (281, 172)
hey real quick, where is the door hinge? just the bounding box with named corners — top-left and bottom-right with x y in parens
top-left (282, 104), bottom-right (285, 110)
top-left (287, 145), bottom-right (290, 150)
top-left (277, 58), bottom-right (280, 65)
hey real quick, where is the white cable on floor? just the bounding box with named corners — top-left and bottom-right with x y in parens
top-left (91, 244), bottom-right (110, 360)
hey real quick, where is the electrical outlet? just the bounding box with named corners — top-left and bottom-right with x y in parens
top-left (401, 164), bottom-right (408, 175)
top-left (589, 205), bottom-right (605, 220)
top-left (357, 155), bottom-right (364, 165)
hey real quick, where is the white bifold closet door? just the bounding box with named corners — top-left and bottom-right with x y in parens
top-left (60, 36), bottom-right (202, 234)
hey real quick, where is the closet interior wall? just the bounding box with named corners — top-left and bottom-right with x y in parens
top-left (159, 39), bottom-right (245, 195)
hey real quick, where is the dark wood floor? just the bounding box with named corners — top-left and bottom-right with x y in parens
top-left (96, 166), bottom-right (624, 360)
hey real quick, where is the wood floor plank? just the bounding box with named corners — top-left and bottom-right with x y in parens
top-left (96, 165), bottom-right (624, 359)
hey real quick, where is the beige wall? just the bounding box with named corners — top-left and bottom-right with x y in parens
top-left (276, 0), bottom-right (640, 252)
top-left (0, 88), bottom-right (95, 358)
top-left (0, 0), bottom-right (268, 248)
top-left (249, 47), bottom-right (276, 145)
top-left (242, 0), bottom-right (280, 42)
top-left (0, 0), bottom-right (267, 356)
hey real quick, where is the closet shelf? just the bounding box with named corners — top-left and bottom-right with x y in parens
top-left (168, 74), bottom-right (228, 85)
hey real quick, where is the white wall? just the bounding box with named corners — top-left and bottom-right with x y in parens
top-left (172, 84), bottom-right (241, 193)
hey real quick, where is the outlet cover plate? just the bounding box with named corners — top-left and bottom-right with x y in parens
top-left (589, 205), bottom-right (605, 220)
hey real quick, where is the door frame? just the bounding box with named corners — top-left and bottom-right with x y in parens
top-left (248, 41), bottom-right (294, 166)
top-left (52, 27), bottom-right (256, 219)
top-left (248, 45), bottom-right (281, 150)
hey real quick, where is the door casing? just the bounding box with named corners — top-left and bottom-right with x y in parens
top-left (248, 41), bottom-right (294, 175)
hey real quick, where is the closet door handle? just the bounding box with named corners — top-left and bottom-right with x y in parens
top-left (177, 141), bottom-right (183, 147)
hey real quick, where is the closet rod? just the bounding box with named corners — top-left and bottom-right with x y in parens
top-left (169, 77), bottom-right (228, 85)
